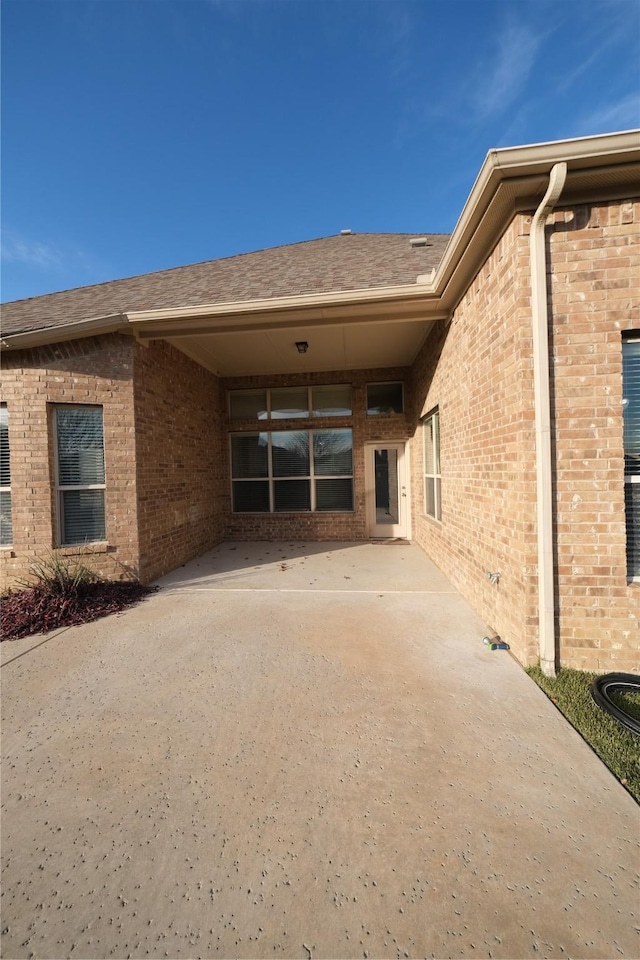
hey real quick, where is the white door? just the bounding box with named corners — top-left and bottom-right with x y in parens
top-left (365, 443), bottom-right (408, 538)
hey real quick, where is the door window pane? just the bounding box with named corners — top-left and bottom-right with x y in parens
top-left (375, 449), bottom-right (399, 524)
top-left (229, 390), bottom-right (268, 420)
top-left (312, 384), bottom-right (352, 417)
top-left (271, 387), bottom-right (309, 419)
top-left (367, 382), bottom-right (404, 415)
top-left (313, 429), bottom-right (353, 475)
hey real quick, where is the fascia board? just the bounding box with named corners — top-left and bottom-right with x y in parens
top-left (1, 314), bottom-right (128, 350)
top-left (126, 282), bottom-right (441, 327)
top-left (4, 130), bottom-right (638, 351)
top-left (429, 131), bottom-right (640, 301)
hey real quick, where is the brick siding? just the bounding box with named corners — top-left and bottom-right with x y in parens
top-left (409, 217), bottom-right (537, 667)
top-left (133, 339), bottom-right (225, 582)
top-left (408, 200), bottom-right (639, 672)
top-left (547, 199), bottom-right (639, 671)
top-left (0, 334), bottom-right (139, 589)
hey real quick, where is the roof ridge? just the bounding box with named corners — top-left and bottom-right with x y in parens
top-left (1, 232), bottom-right (450, 307)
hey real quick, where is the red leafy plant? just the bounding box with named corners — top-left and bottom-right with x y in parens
top-left (1, 550), bottom-right (155, 642)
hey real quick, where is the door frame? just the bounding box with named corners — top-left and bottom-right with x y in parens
top-left (364, 441), bottom-right (410, 539)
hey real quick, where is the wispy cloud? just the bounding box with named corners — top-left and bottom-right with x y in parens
top-left (1, 232), bottom-right (65, 269)
top-left (574, 92), bottom-right (640, 135)
top-left (555, 0), bottom-right (636, 93)
top-left (1, 229), bottom-right (112, 299)
top-left (471, 21), bottom-right (541, 122)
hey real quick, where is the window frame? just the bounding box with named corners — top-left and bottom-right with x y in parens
top-left (622, 335), bottom-right (640, 582)
top-left (0, 403), bottom-right (12, 547)
top-left (366, 381), bottom-right (405, 417)
top-left (228, 384), bottom-right (352, 420)
top-left (230, 428), bottom-right (354, 514)
top-left (54, 404), bottom-right (107, 546)
top-left (422, 408), bottom-right (441, 522)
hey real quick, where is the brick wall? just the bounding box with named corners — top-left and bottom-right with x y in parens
top-left (223, 368), bottom-right (411, 541)
top-left (133, 339), bottom-right (225, 581)
top-left (0, 334), bottom-right (139, 589)
top-left (409, 217), bottom-right (537, 667)
top-left (547, 198), bottom-right (639, 671)
top-left (408, 199), bottom-right (639, 672)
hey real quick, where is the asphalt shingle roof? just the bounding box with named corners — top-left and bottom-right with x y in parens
top-left (1, 233), bottom-right (450, 337)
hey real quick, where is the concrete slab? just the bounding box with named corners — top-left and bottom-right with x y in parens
top-left (1, 542), bottom-right (638, 960)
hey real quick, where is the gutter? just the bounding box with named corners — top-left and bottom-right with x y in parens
top-left (1, 314), bottom-right (128, 351)
top-left (3, 131), bottom-right (638, 349)
top-left (530, 162), bottom-right (568, 678)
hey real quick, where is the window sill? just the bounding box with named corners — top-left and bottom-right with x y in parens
top-left (56, 541), bottom-right (113, 556)
top-left (0, 546), bottom-right (16, 556)
top-left (422, 512), bottom-right (442, 525)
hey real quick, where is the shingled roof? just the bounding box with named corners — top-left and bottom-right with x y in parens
top-left (2, 232), bottom-right (450, 338)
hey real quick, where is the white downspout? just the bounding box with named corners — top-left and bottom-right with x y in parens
top-left (530, 161), bottom-right (567, 678)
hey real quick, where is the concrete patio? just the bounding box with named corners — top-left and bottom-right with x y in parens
top-left (1, 542), bottom-right (638, 959)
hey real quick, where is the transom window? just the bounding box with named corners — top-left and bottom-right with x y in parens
top-left (423, 408), bottom-right (441, 521)
top-left (55, 405), bottom-right (106, 545)
top-left (623, 337), bottom-right (640, 579)
top-left (366, 382), bottom-right (404, 416)
top-left (229, 384), bottom-right (352, 420)
top-left (231, 429), bottom-right (354, 513)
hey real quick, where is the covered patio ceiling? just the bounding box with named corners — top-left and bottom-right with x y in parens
top-left (130, 288), bottom-right (449, 377)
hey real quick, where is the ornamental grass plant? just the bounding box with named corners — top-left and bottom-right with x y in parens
top-left (1, 549), bottom-right (154, 642)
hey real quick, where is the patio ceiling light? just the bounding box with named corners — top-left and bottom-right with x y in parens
top-left (295, 341), bottom-right (309, 354)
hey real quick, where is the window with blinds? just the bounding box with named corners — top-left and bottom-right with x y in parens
top-left (231, 429), bottom-right (354, 513)
top-left (623, 337), bottom-right (640, 579)
top-left (55, 405), bottom-right (106, 545)
top-left (0, 404), bottom-right (12, 546)
top-left (423, 409), bottom-right (441, 521)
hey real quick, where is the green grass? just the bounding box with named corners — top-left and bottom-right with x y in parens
top-left (526, 666), bottom-right (640, 803)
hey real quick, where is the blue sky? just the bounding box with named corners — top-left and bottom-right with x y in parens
top-left (2, 0), bottom-right (639, 303)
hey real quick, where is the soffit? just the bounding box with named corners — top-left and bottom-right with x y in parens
top-left (169, 317), bottom-right (437, 377)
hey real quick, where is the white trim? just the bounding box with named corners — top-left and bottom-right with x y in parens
top-left (365, 441), bottom-right (410, 539)
top-left (422, 409), bottom-right (441, 523)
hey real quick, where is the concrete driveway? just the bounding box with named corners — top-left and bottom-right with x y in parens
top-left (1, 542), bottom-right (638, 960)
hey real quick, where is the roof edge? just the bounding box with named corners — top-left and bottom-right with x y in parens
top-left (1, 314), bottom-right (129, 351)
top-left (5, 130), bottom-right (639, 346)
